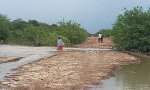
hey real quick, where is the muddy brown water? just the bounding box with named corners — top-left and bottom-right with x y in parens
top-left (89, 58), bottom-right (150, 90)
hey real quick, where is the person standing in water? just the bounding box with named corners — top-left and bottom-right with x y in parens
top-left (56, 37), bottom-right (65, 51)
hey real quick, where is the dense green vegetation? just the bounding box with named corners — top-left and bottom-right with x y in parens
top-left (0, 14), bottom-right (88, 46)
top-left (112, 7), bottom-right (150, 53)
top-left (95, 29), bottom-right (112, 37)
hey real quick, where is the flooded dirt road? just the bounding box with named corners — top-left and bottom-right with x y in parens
top-left (0, 45), bottom-right (112, 81)
top-left (0, 50), bottom-right (138, 90)
top-left (0, 45), bottom-right (57, 81)
top-left (0, 38), bottom-right (144, 90)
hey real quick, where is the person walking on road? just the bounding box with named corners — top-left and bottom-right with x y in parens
top-left (98, 34), bottom-right (103, 43)
top-left (98, 34), bottom-right (102, 43)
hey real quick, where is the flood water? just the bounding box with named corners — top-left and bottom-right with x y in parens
top-left (1, 45), bottom-right (150, 90)
top-left (0, 45), bottom-right (111, 81)
top-left (90, 58), bottom-right (150, 90)
top-left (0, 45), bottom-right (57, 81)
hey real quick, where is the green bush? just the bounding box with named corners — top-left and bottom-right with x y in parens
top-left (0, 14), bottom-right (89, 46)
top-left (56, 21), bottom-right (88, 45)
top-left (112, 6), bottom-right (150, 52)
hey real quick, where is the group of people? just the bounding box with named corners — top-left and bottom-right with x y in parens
top-left (98, 34), bottom-right (103, 43)
top-left (56, 33), bottom-right (103, 52)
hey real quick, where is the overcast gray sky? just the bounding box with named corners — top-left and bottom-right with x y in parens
top-left (0, 0), bottom-right (150, 33)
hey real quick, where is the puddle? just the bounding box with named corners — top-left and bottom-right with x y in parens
top-left (89, 58), bottom-right (150, 90)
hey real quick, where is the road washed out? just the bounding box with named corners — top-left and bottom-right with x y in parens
top-left (0, 45), bottom-right (57, 81)
top-left (0, 45), bottom-right (111, 81)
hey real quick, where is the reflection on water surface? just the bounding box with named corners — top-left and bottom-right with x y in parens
top-left (90, 58), bottom-right (150, 90)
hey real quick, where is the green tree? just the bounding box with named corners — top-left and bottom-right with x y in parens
top-left (112, 6), bottom-right (150, 52)
top-left (0, 14), bottom-right (10, 43)
top-left (0, 13), bottom-right (89, 46)
top-left (28, 20), bottom-right (39, 26)
top-left (12, 18), bottom-right (27, 30)
top-left (57, 21), bottom-right (88, 45)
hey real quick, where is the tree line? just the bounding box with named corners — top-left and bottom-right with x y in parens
top-left (95, 29), bottom-right (112, 37)
top-left (0, 15), bottom-right (89, 46)
top-left (1, 6), bottom-right (149, 53)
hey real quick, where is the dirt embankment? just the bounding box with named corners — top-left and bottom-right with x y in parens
top-left (0, 57), bottom-right (22, 64)
top-left (0, 37), bottom-right (140, 90)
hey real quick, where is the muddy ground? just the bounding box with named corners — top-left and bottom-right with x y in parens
top-left (0, 37), bottom-right (140, 90)
top-left (0, 57), bottom-right (22, 64)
